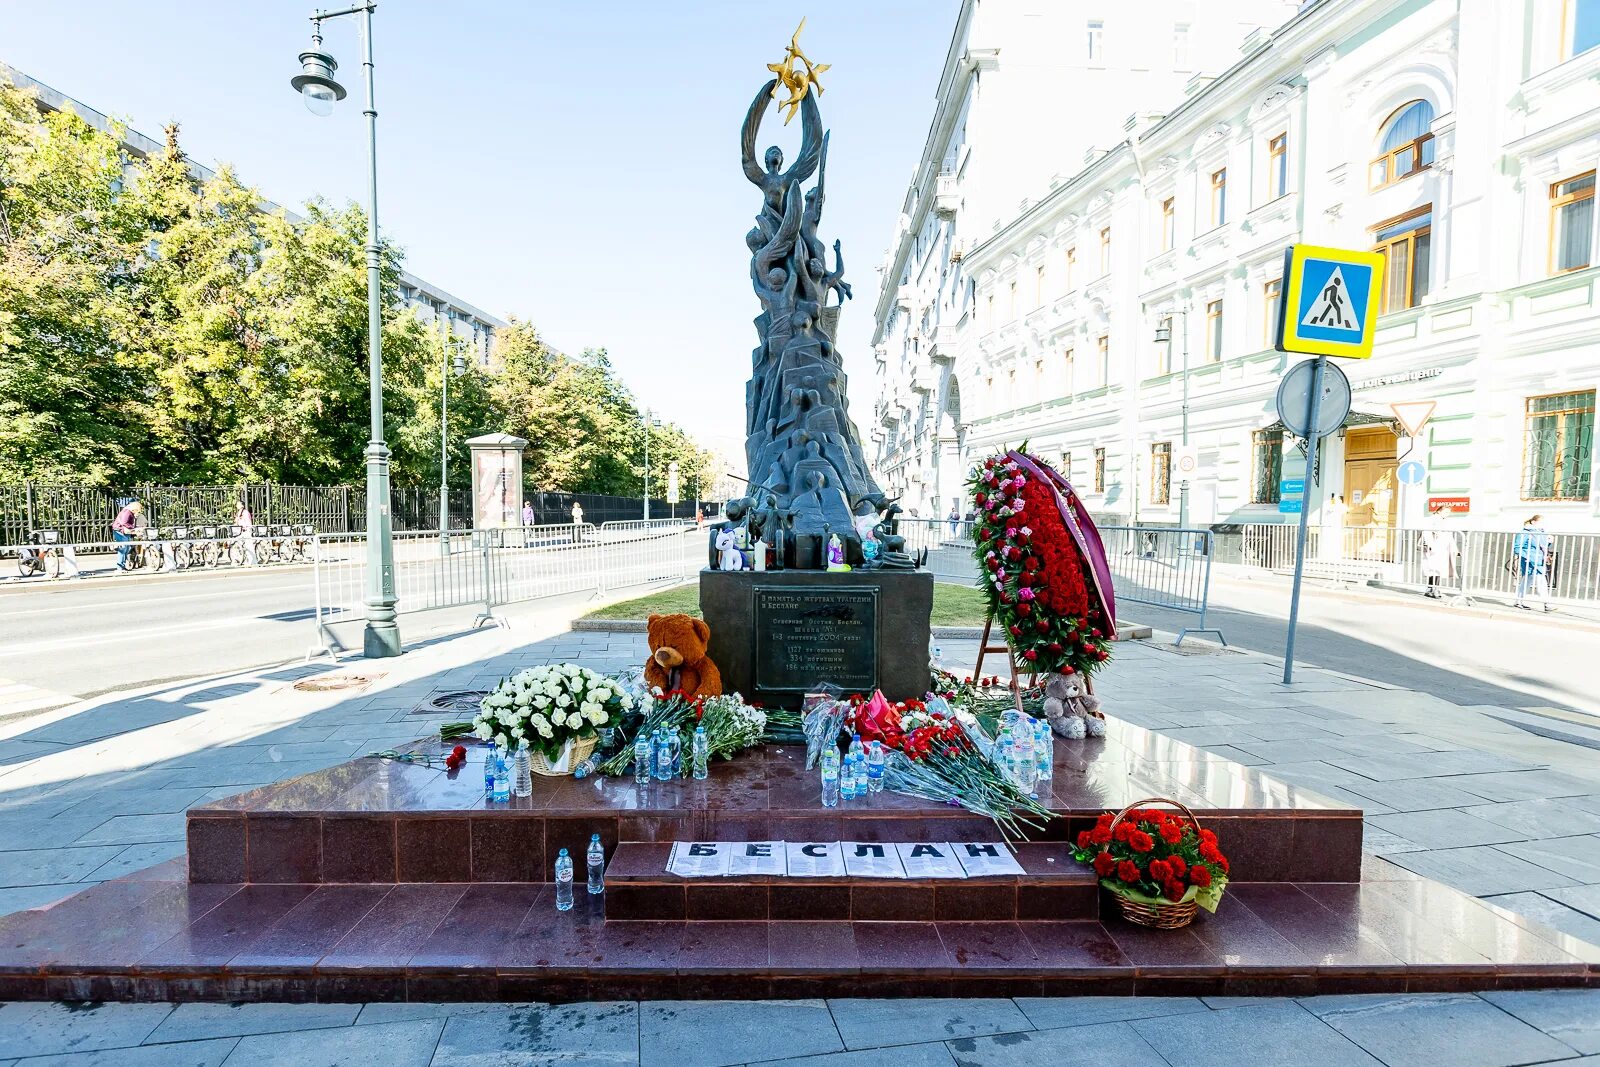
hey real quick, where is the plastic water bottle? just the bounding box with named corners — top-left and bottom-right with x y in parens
top-left (491, 747), bottom-right (511, 803)
top-left (633, 731), bottom-right (651, 784)
top-left (848, 732), bottom-right (865, 766)
top-left (1034, 720), bottom-right (1054, 787)
top-left (666, 729), bottom-right (683, 779)
top-left (513, 741), bottom-right (533, 798)
top-left (852, 753), bottom-right (870, 803)
top-left (483, 741), bottom-right (498, 796)
top-left (692, 725), bottom-right (709, 780)
top-left (587, 833), bottom-right (605, 894)
top-left (653, 729), bottom-right (672, 781)
top-left (820, 747), bottom-right (840, 807)
top-left (866, 740), bottom-right (885, 794)
top-left (1014, 720), bottom-right (1036, 793)
top-left (554, 848), bottom-right (574, 911)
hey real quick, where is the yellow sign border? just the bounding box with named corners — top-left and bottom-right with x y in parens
top-left (1276, 243), bottom-right (1386, 359)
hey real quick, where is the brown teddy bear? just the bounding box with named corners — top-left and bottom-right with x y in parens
top-left (643, 613), bottom-right (723, 699)
top-left (1042, 672), bottom-right (1105, 739)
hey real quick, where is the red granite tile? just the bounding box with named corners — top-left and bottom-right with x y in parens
top-left (410, 883), bottom-right (542, 969)
top-left (119, 856), bottom-right (187, 882)
top-left (1040, 974), bottom-right (1137, 996)
top-left (395, 816), bottom-right (472, 883)
top-left (469, 815), bottom-right (543, 882)
top-left (768, 921), bottom-right (859, 974)
top-left (1227, 883), bottom-right (1406, 973)
top-left (949, 976), bottom-right (1046, 997)
top-left (613, 813), bottom-right (685, 845)
top-left (687, 884), bottom-right (769, 921)
top-left (1020, 921), bottom-right (1131, 972)
top-left (770, 883), bottom-right (850, 921)
top-left (607, 884), bottom-right (685, 921)
top-left (935, 883), bottom-right (1017, 921)
top-left (1204, 815), bottom-right (1292, 882)
top-left (1288, 816), bottom-right (1364, 881)
top-left (321, 815), bottom-right (396, 883)
top-left (499, 974), bottom-right (592, 1001)
top-left (937, 921), bottom-right (1041, 974)
top-left (245, 816), bottom-right (322, 884)
top-left (851, 921), bottom-right (953, 975)
top-left (853, 883), bottom-right (934, 922)
top-left (187, 815), bottom-right (246, 884)
top-left (1014, 841), bottom-right (1081, 875)
top-left (677, 921), bottom-right (770, 973)
top-left (21, 882), bottom-right (241, 973)
top-left (595, 973), bottom-right (681, 1000)
top-left (1017, 883), bottom-right (1099, 921)
top-left (1133, 974), bottom-right (1228, 996)
top-left (548, 815), bottom-right (620, 868)
top-left (408, 972), bottom-right (500, 1000)
top-left (606, 842), bottom-right (672, 879)
top-left (1185, 897), bottom-right (1318, 969)
top-left (318, 883), bottom-right (467, 970)
top-left (681, 973), bottom-right (773, 998)
top-left (1358, 878), bottom-right (1591, 968)
top-left (228, 885), bottom-right (391, 970)
top-left (138, 884), bottom-right (315, 971)
top-left (314, 972), bottom-right (407, 1002)
top-left (1102, 916), bottom-right (1226, 973)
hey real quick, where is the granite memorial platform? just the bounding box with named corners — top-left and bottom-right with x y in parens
top-left (0, 716), bottom-right (1592, 1003)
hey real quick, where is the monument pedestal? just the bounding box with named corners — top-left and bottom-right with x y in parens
top-left (699, 568), bottom-right (933, 707)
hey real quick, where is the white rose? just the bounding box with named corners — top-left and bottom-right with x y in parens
top-left (555, 692), bottom-right (572, 708)
top-left (513, 724), bottom-right (526, 738)
top-left (474, 723), bottom-right (492, 741)
top-left (568, 712), bottom-right (584, 729)
top-left (514, 691), bottom-right (532, 707)
top-left (543, 681), bottom-right (562, 698)
top-left (538, 723), bottom-right (553, 738)
top-left (530, 713), bottom-right (549, 730)
top-left (495, 733), bottom-right (509, 748)
top-left (534, 694), bottom-right (551, 709)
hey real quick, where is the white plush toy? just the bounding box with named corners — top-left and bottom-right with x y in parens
top-left (716, 528), bottom-right (744, 571)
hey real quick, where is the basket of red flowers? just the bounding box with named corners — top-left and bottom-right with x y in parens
top-left (1071, 796), bottom-right (1230, 929)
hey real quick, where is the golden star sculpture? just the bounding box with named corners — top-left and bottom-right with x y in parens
top-left (767, 17), bottom-right (830, 124)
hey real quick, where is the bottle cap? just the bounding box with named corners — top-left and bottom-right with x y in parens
top-left (591, 832), bottom-right (600, 841)
top-left (558, 847), bottom-right (569, 856)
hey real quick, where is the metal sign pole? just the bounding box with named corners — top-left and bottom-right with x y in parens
top-left (1282, 356), bottom-right (1327, 684)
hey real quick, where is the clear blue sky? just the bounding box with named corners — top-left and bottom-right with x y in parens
top-left (4, 0), bottom-right (959, 454)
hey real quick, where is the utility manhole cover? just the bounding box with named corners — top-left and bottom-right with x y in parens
top-left (416, 689), bottom-right (490, 714)
top-left (294, 672), bottom-right (385, 693)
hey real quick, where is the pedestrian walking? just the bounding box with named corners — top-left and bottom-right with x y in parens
top-left (111, 499), bottom-right (142, 571)
top-left (947, 505), bottom-right (960, 538)
top-left (1418, 506), bottom-right (1456, 600)
top-left (570, 501), bottom-right (584, 544)
top-left (235, 500), bottom-right (258, 566)
top-left (1512, 514), bottom-right (1553, 612)
top-left (521, 500), bottom-right (535, 527)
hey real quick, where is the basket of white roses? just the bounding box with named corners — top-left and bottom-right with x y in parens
top-left (471, 664), bottom-right (633, 776)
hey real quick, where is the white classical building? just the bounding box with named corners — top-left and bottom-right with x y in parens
top-left (871, 0), bottom-right (1600, 538)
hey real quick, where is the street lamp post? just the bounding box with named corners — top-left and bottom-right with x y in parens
top-left (439, 337), bottom-right (467, 539)
top-left (290, 1), bottom-right (399, 657)
top-left (1154, 308), bottom-right (1192, 533)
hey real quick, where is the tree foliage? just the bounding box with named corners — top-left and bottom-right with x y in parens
top-left (0, 78), bottom-right (717, 499)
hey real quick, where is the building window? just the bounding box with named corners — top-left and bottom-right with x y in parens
top-left (1096, 334), bottom-right (1110, 386)
top-left (1370, 100), bottom-right (1435, 188)
top-left (1210, 169), bottom-right (1228, 226)
top-left (1007, 280), bottom-right (1018, 321)
top-left (1161, 197), bottom-right (1175, 251)
top-left (1523, 390), bottom-right (1595, 501)
top-left (1263, 277), bottom-right (1282, 345)
top-left (1251, 429), bottom-right (1283, 504)
top-left (1099, 227), bottom-right (1111, 274)
top-left (1094, 447), bottom-right (1107, 493)
top-left (1034, 357), bottom-right (1045, 386)
top-left (1565, 0), bottom-right (1600, 58)
top-left (1173, 23), bottom-right (1190, 68)
top-left (1268, 132), bottom-right (1288, 199)
top-left (1065, 246), bottom-right (1076, 290)
top-left (1151, 442), bottom-right (1172, 504)
top-left (1063, 347), bottom-right (1075, 394)
top-left (1008, 367), bottom-right (1017, 409)
top-left (1035, 264), bottom-right (1047, 307)
top-left (1205, 299), bottom-right (1224, 361)
top-left (1550, 171), bottom-right (1595, 275)
top-left (1372, 207), bottom-right (1432, 312)
top-left (1087, 20), bottom-right (1104, 62)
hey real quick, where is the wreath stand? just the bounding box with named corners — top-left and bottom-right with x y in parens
top-left (972, 605), bottom-right (1097, 717)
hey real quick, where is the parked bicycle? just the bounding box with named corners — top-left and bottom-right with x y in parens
top-left (16, 529), bottom-right (64, 578)
top-left (286, 524), bottom-right (316, 563)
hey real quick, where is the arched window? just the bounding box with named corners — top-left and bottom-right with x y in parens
top-left (1370, 100), bottom-right (1436, 188)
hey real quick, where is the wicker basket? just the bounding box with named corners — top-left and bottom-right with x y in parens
top-left (1104, 796), bottom-right (1203, 929)
top-left (530, 735), bottom-right (597, 777)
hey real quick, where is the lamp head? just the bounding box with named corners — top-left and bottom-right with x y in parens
top-left (1153, 324), bottom-right (1172, 344)
top-left (291, 42), bottom-right (346, 117)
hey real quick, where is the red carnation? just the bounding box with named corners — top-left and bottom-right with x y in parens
top-left (1092, 851), bottom-right (1117, 877)
top-left (1160, 822), bottom-right (1183, 845)
top-left (1189, 865), bottom-right (1212, 887)
top-left (1167, 855), bottom-right (1187, 877)
top-left (1024, 556), bottom-right (1040, 571)
top-left (1148, 859), bottom-right (1170, 882)
top-left (1129, 830), bottom-right (1154, 853)
top-left (1090, 826), bottom-right (1111, 845)
top-left (1116, 860), bottom-right (1140, 883)
top-left (1164, 879), bottom-right (1187, 902)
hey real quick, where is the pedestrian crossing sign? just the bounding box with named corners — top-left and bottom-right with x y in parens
top-left (1275, 243), bottom-right (1385, 359)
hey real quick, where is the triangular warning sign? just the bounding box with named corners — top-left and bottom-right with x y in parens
top-left (1390, 400), bottom-right (1436, 438)
top-left (1301, 266), bottom-right (1361, 332)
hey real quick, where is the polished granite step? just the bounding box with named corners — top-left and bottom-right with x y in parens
top-left (602, 842), bottom-right (1100, 922)
top-left (0, 857), bottom-right (1593, 1002)
top-left (187, 725), bottom-right (1365, 885)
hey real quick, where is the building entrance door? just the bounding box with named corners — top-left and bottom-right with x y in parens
top-left (1343, 426), bottom-right (1399, 559)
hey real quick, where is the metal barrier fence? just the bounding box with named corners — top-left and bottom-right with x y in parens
top-left (892, 518), bottom-right (979, 584)
top-left (1240, 523), bottom-right (1600, 607)
top-left (309, 523), bottom-right (706, 658)
top-left (1099, 525), bottom-right (1224, 645)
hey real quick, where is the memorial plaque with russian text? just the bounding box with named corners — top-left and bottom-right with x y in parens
top-left (753, 587), bottom-right (877, 693)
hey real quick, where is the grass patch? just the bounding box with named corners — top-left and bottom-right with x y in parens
top-left (580, 579), bottom-right (988, 626)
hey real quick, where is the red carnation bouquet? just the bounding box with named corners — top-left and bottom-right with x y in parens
top-left (968, 449), bottom-right (1113, 678)
top-left (1071, 805), bottom-right (1230, 914)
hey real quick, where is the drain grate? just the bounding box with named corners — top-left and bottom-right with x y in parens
top-left (293, 672), bottom-right (385, 693)
top-left (416, 689), bottom-right (491, 714)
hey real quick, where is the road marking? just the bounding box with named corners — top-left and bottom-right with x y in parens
top-left (0, 582), bottom-right (313, 616)
top-left (0, 677), bottom-right (77, 716)
top-left (0, 613), bottom-right (294, 657)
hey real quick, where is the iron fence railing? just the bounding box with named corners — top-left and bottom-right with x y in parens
top-left (1239, 522), bottom-right (1600, 606)
top-left (0, 481), bottom-right (718, 544)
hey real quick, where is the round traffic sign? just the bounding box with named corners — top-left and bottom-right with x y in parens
top-left (1398, 460), bottom-right (1426, 485)
top-left (1275, 358), bottom-right (1352, 439)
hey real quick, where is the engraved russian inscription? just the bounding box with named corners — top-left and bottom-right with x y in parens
top-left (753, 586), bottom-right (877, 692)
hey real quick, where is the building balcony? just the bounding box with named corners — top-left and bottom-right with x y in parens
top-left (911, 363), bottom-right (939, 394)
top-left (934, 174), bottom-right (960, 220)
top-left (927, 325), bottom-right (958, 363)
